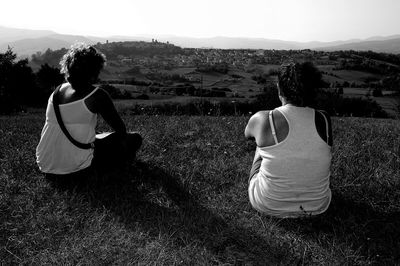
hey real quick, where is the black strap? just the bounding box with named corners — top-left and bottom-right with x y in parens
top-left (52, 85), bottom-right (95, 149)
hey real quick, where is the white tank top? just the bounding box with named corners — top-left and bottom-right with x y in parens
top-left (249, 104), bottom-right (332, 217)
top-left (36, 87), bottom-right (98, 174)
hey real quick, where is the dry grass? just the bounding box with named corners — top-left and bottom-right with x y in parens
top-left (1, 113), bottom-right (399, 264)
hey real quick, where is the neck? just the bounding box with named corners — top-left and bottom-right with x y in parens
top-left (280, 97), bottom-right (290, 106)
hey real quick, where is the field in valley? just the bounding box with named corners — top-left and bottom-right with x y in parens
top-left (1, 111), bottom-right (399, 264)
top-left (103, 64), bottom-right (399, 117)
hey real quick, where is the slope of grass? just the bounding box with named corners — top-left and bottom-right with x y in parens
top-left (1, 113), bottom-right (399, 264)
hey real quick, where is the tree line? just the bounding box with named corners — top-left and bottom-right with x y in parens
top-left (0, 47), bottom-right (396, 118)
top-left (0, 48), bottom-right (64, 113)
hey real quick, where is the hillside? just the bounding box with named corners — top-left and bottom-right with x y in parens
top-left (318, 38), bottom-right (400, 54)
top-left (1, 25), bottom-right (400, 55)
top-left (0, 37), bottom-right (75, 58)
top-left (27, 42), bottom-right (400, 118)
top-left (1, 113), bottom-right (399, 264)
top-left (0, 26), bottom-right (55, 43)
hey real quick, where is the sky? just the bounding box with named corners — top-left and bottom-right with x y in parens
top-left (1, 0), bottom-right (399, 42)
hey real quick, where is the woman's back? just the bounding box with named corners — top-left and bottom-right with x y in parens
top-left (248, 104), bottom-right (332, 217)
top-left (36, 43), bottom-right (139, 177)
top-left (36, 84), bottom-right (98, 174)
top-left (48, 84), bottom-right (98, 125)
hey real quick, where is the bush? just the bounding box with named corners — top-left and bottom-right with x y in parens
top-left (372, 88), bottom-right (383, 97)
top-left (397, 96), bottom-right (400, 116)
top-left (124, 66), bottom-right (141, 74)
top-left (119, 86), bottom-right (388, 119)
top-left (230, 74), bottom-right (244, 79)
top-left (121, 86), bottom-right (281, 116)
top-left (314, 90), bottom-right (388, 118)
top-left (135, 93), bottom-right (149, 100)
top-left (0, 48), bottom-right (38, 113)
top-left (99, 84), bottom-right (133, 99)
top-left (267, 68), bottom-right (279, 76)
top-left (196, 62), bottom-right (229, 74)
top-left (35, 64), bottom-right (65, 105)
top-left (251, 74), bottom-right (269, 84)
top-left (193, 89), bottom-right (227, 98)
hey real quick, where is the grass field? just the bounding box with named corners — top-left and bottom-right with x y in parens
top-left (338, 88), bottom-right (399, 118)
top-left (1, 112), bottom-right (399, 264)
top-left (317, 65), bottom-right (383, 84)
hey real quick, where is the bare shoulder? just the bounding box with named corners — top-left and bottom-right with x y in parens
top-left (245, 110), bottom-right (269, 139)
top-left (59, 82), bottom-right (70, 90)
top-left (251, 110), bottom-right (269, 122)
top-left (57, 83), bottom-right (78, 104)
top-left (58, 83), bottom-right (71, 96)
top-left (248, 111), bottom-right (269, 128)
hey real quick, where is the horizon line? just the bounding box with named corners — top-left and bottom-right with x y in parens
top-left (1, 25), bottom-right (400, 44)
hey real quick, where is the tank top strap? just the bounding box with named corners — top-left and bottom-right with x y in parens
top-left (83, 87), bottom-right (99, 100)
top-left (316, 110), bottom-right (330, 142)
top-left (269, 110), bottom-right (278, 144)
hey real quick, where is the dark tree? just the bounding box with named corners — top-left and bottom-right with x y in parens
top-left (12, 58), bottom-right (37, 105)
top-left (36, 64), bottom-right (65, 100)
top-left (0, 48), bottom-right (37, 113)
top-left (0, 48), bottom-right (17, 113)
top-left (382, 74), bottom-right (400, 92)
top-left (372, 88), bottom-right (383, 97)
top-left (31, 48), bottom-right (67, 67)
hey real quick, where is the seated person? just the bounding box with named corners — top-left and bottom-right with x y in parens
top-left (36, 43), bottom-right (142, 178)
top-left (245, 62), bottom-right (333, 218)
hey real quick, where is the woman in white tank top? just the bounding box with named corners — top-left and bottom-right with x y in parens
top-left (245, 62), bottom-right (333, 218)
top-left (36, 43), bottom-right (142, 179)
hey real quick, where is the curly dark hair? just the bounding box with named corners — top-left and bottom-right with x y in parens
top-left (278, 62), bottom-right (305, 106)
top-left (60, 43), bottom-right (106, 86)
top-left (278, 61), bottom-right (321, 106)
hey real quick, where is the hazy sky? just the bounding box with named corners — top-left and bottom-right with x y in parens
top-left (1, 0), bottom-right (399, 42)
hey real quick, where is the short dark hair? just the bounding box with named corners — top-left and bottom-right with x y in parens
top-left (60, 43), bottom-right (106, 86)
top-left (278, 62), bottom-right (304, 106)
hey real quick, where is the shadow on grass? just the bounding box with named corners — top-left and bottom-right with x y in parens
top-left (276, 191), bottom-right (400, 264)
top-left (46, 161), bottom-right (297, 264)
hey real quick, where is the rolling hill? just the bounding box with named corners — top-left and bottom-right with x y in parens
top-left (317, 38), bottom-right (400, 54)
top-left (0, 25), bottom-right (55, 43)
top-left (1, 25), bottom-right (400, 57)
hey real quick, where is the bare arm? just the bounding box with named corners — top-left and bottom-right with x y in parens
top-left (89, 88), bottom-right (126, 135)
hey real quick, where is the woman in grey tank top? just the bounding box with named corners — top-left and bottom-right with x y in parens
top-left (245, 62), bottom-right (333, 218)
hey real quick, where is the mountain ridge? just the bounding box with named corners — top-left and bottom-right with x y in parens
top-left (1, 25), bottom-right (399, 56)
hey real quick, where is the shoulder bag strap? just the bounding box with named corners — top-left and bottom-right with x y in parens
top-left (52, 85), bottom-right (95, 149)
